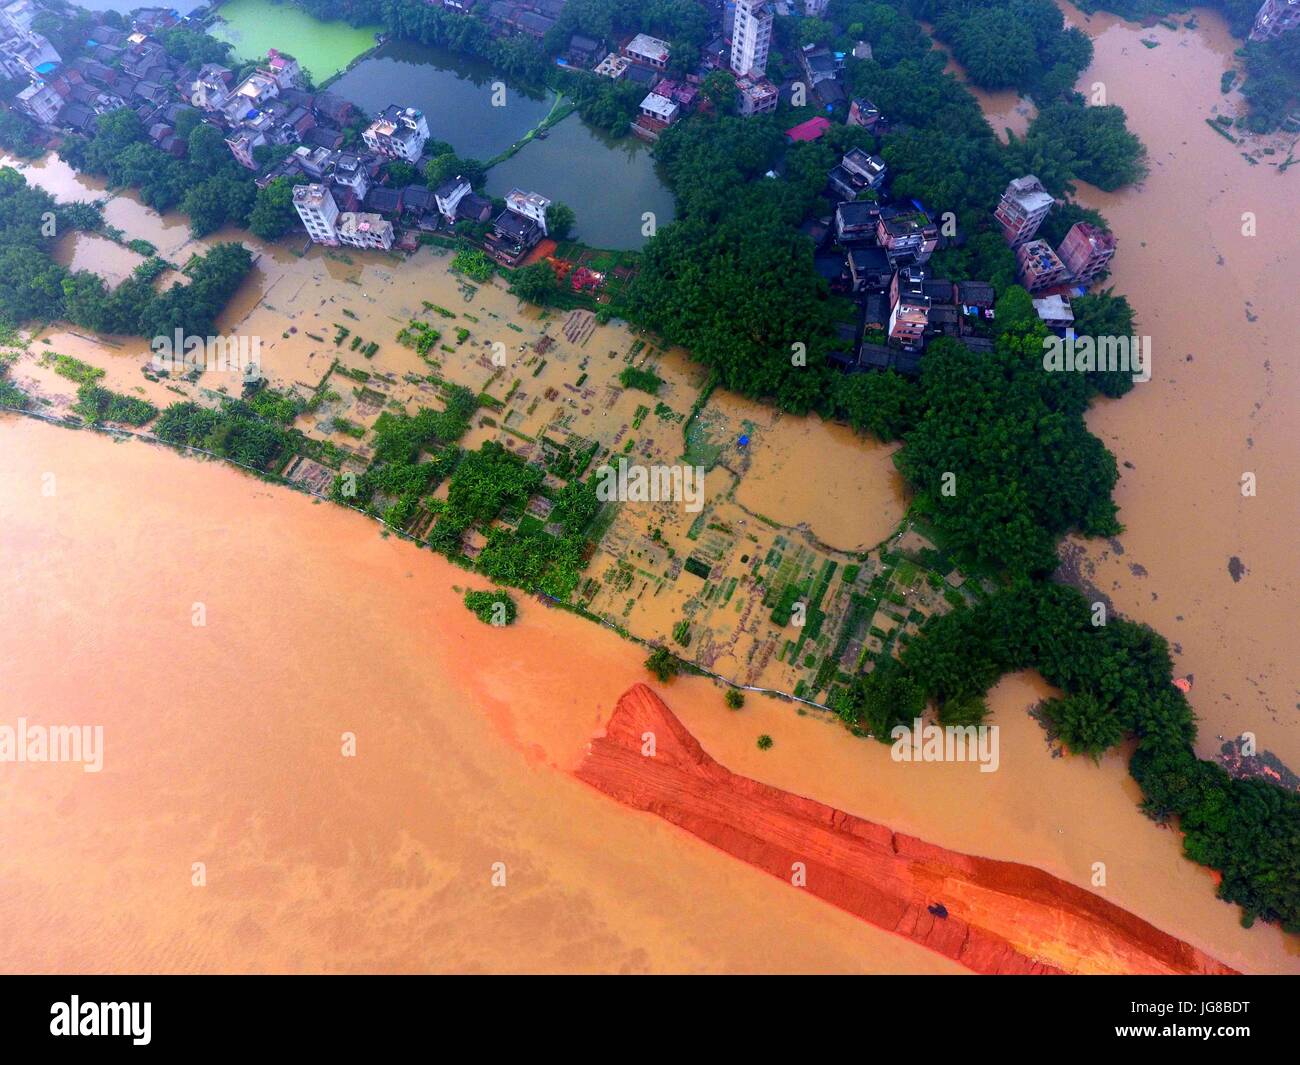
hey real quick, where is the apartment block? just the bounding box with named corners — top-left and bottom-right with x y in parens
top-left (995, 174), bottom-right (1053, 247)
top-left (1056, 221), bottom-right (1116, 284)
top-left (1015, 239), bottom-right (1069, 292)
top-left (730, 0), bottom-right (773, 77)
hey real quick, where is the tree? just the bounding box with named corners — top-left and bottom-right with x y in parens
top-left (1043, 693), bottom-right (1124, 761)
top-left (248, 177), bottom-right (306, 240)
top-left (701, 70), bottom-right (738, 115)
top-left (546, 202), bottom-right (575, 239)
top-left (645, 646), bottom-right (680, 683)
top-left (424, 152), bottom-right (485, 189)
top-left (509, 262), bottom-right (559, 306)
top-left (725, 689), bottom-right (745, 710)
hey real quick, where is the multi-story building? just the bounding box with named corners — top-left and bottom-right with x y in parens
top-left (876, 207), bottom-right (939, 267)
top-left (504, 188), bottom-right (552, 237)
top-left (225, 128), bottom-right (266, 170)
top-left (834, 201), bottom-right (881, 244)
top-left (15, 81), bottom-right (61, 123)
top-left (828, 146), bottom-right (886, 200)
top-left (995, 174), bottom-right (1053, 247)
top-left (262, 48), bottom-right (301, 90)
top-left (804, 0), bottom-right (829, 14)
top-left (888, 291), bottom-right (930, 350)
top-left (338, 212), bottom-right (393, 251)
top-left (1015, 239), bottom-right (1069, 292)
top-left (735, 72), bottom-right (778, 116)
top-left (190, 62), bottom-right (232, 110)
top-left (623, 33), bottom-right (670, 70)
top-left (293, 183), bottom-right (340, 245)
top-left (1251, 0), bottom-right (1300, 40)
top-left (362, 105), bottom-right (430, 162)
top-left (1055, 221), bottom-right (1116, 284)
top-left (331, 152), bottom-right (371, 201)
top-left (847, 246), bottom-right (891, 293)
top-left (434, 175), bottom-right (473, 224)
top-left (730, 0), bottom-right (773, 77)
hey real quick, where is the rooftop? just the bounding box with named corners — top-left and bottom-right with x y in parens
top-left (785, 115), bottom-right (830, 142)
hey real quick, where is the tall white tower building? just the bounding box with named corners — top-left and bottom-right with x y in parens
top-left (730, 0), bottom-right (773, 77)
top-left (293, 184), bottom-right (340, 246)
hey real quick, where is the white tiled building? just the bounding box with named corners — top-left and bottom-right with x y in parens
top-left (505, 188), bottom-right (552, 237)
top-left (293, 183), bottom-right (340, 246)
top-left (731, 0), bottom-right (773, 77)
top-left (338, 212), bottom-right (394, 251)
top-left (362, 105), bottom-right (430, 162)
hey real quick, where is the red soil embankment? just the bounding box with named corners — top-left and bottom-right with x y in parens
top-left (575, 684), bottom-right (1237, 975)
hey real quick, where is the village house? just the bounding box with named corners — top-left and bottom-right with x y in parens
top-left (0, 1), bottom-right (59, 81)
top-left (623, 32), bottom-right (670, 70)
top-left (1056, 221), bottom-right (1116, 284)
top-left (828, 146), bottom-right (887, 200)
top-left (1032, 293), bottom-right (1074, 329)
top-left (995, 174), bottom-right (1054, 247)
top-left (847, 96), bottom-right (885, 132)
top-left (593, 52), bottom-right (629, 78)
top-left (338, 211), bottom-right (394, 251)
top-left (362, 104), bottom-right (430, 162)
top-left (1015, 239), bottom-right (1069, 292)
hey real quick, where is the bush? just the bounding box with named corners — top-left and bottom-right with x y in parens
top-left (645, 646), bottom-right (680, 683)
top-left (464, 589), bottom-right (517, 626)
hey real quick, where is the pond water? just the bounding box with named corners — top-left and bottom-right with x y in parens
top-left (332, 39), bottom-right (554, 160)
top-left (333, 38), bottom-right (676, 250)
top-left (210, 0), bottom-right (381, 83)
top-left (485, 114), bottom-right (677, 251)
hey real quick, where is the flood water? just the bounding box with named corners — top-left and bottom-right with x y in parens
top-left (2, 417), bottom-right (1294, 972)
top-left (332, 40), bottom-right (555, 161)
top-left (1055, 4), bottom-right (1300, 773)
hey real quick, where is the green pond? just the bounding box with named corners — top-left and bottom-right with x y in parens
top-left (210, 0), bottom-right (382, 83)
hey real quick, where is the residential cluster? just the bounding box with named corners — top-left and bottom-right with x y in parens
top-left (804, 132), bottom-right (1117, 376)
top-left (1, 1), bottom-right (567, 263)
top-left (794, 115), bottom-right (980, 376)
top-left (996, 174), bottom-right (1117, 330)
